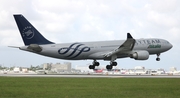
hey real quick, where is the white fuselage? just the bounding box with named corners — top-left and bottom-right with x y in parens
top-left (19, 38), bottom-right (172, 61)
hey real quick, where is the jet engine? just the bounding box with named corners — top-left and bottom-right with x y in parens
top-left (130, 51), bottom-right (149, 60)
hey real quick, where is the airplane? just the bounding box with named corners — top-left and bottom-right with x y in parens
top-left (12, 14), bottom-right (173, 70)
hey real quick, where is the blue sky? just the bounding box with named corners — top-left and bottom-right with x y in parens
top-left (0, 0), bottom-right (179, 70)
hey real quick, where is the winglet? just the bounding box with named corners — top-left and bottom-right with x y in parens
top-left (127, 33), bottom-right (133, 39)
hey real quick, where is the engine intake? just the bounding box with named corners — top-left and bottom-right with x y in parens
top-left (130, 51), bottom-right (149, 60)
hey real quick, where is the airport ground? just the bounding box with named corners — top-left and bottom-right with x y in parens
top-left (0, 71), bottom-right (180, 78)
top-left (0, 73), bottom-right (180, 78)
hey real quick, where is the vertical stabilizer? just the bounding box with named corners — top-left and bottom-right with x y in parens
top-left (14, 14), bottom-right (54, 45)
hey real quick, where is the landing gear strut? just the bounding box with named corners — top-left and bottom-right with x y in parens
top-left (156, 53), bottom-right (160, 61)
top-left (89, 60), bottom-right (99, 69)
top-left (106, 61), bottom-right (117, 70)
top-left (106, 55), bottom-right (117, 70)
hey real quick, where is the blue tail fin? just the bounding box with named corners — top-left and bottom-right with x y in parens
top-left (14, 14), bottom-right (54, 45)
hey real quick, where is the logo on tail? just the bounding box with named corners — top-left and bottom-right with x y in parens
top-left (22, 26), bottom-right (34, 39)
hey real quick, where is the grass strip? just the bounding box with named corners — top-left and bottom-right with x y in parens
top-left (0, 77), bottom-right (179, 98)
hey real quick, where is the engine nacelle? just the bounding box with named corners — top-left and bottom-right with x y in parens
top-left (130, 51), bottom-right (149, 60)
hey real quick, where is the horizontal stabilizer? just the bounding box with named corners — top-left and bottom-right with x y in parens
top-left (8, 46), bottom-right (20, 48)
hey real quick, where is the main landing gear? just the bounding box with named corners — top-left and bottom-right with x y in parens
top-left (156, 53), bottom-right (160, 61)
top-left (106, 61), bottom-right (117, 70)
top-left (89, 55), bottom-right (118, 70)
top-left (89, 60), bottom-right (117, 70)
top-left (106, 55), bottom-right (117, 70)
top-left (89, 60), bottom-right (100, 69)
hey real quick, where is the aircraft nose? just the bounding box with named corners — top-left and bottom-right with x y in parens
top-left (163, 41), bottom-right (173, 51)
top-left (169, 43), bottom-right (173, 49)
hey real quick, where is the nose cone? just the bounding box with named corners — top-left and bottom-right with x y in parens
top-left (169, 43), bottom-right (173, 50)
top-left (165, 42), bottom-right (173, 51)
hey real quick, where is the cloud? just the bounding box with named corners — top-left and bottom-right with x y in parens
top-left (0, 0), bottom-right (179, 45)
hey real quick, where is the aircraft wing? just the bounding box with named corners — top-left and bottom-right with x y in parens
top-left (104, 33), bottom-right (135, 58)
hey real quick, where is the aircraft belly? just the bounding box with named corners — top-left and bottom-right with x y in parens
top-left (39, 48), bottom-right (92, 60)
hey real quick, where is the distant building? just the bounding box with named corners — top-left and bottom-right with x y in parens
top-left (75, 64), bottom-right (92, 73)
top-left (135, 66), bottom-right (145, 70)
top-left (42, 63), bottom-right (52, 70)
top-left (170, 67), bottom-right (177, 72)
top-left (169, 67), bottom-right (180, 75)
top-left (157, 68), bottom-right (165, 74)
top-left (134, 66), bottom-right (146, 75)
top-left (51, 62), bottom-right (71, 73)
top-left (14, 67), bottom-right (20, 73)
top-left (21, 67), bottom-right (28, 73)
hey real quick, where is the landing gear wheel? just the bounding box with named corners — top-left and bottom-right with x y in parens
top-left (156, 54), bottom-right (160, 61)
top-left (156, 58), bottom-right (160, 61)
top-left (106, 65), bottom-right (112, 70)
top-left (89, 60), bottom-right (100, 69)
top-left (111, 62), bottom-right (117, 66)
top-left (94, 62), bottom-right (100, 66)
top-left (89, 65), bottom-right (95, 69)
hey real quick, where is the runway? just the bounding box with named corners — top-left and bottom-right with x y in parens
top-left (0, 74), bottom-right (180, 78)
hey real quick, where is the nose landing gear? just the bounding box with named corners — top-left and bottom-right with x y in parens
top-left (156, 53), bottom-right (160, 61)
